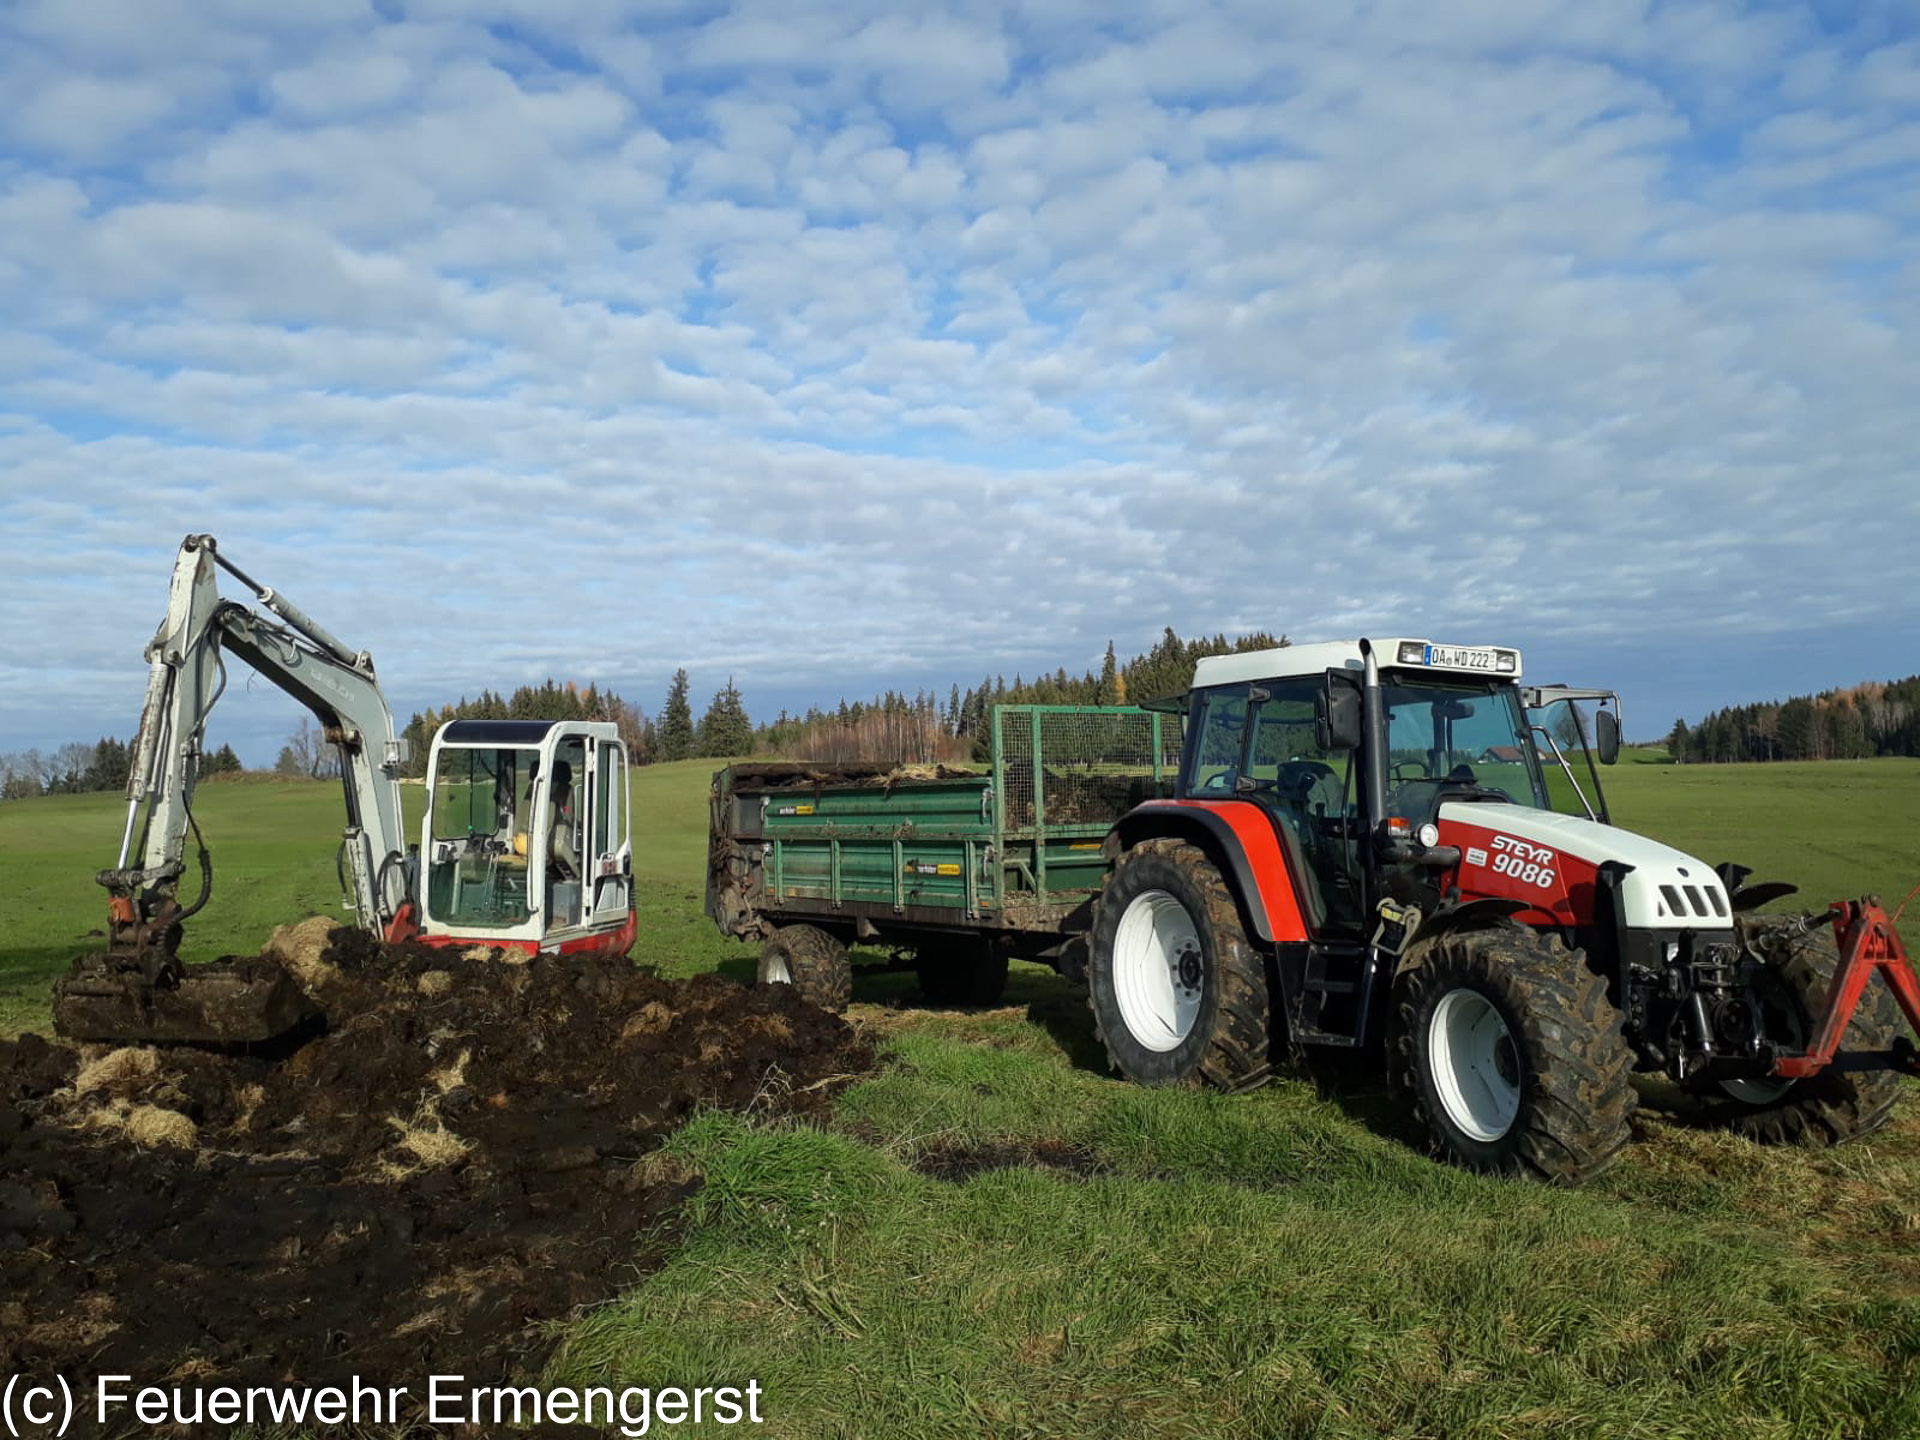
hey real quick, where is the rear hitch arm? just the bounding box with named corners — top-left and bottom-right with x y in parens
top-left (1771, 898), bottom-right (1920, 1079)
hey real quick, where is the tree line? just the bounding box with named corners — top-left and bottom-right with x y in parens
top-left (3, 628), bottom-right (1288, 797)
top-left (1667, 676), bottom-right (1920, 763)
top-left (398, 673), bottom-right (755, 768)
top-left (750, 627), bottom-right (1286, 765)
top-left (0, 737), bottom-right (242, 800)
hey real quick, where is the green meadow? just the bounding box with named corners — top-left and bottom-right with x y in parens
top-left (3, 749), bottom-right (1919, 1436)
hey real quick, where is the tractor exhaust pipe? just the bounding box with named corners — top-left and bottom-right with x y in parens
top-left (1359, 638), bottom-right (1389, 827)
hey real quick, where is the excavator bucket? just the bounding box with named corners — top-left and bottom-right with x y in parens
top-left (52, 952), bottom-right (317, 1046)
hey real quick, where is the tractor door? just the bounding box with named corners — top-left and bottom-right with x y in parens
top-left (1240, 682), bottom-right (1364, 937)
top-left (581, 736), bottom-right (631, 930)
top-left (1183, 681), bottom-right (1363, 938)
top-left (1186, 679), bottom-right (1369, 1045)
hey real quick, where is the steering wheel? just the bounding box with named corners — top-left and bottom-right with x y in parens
top-left (1390, 760), bottom-right (1428, 783)
top-left (1200, 771), bottom-right (1233, 793)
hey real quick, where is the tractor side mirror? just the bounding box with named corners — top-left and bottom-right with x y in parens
top-left (1596, 709), bottom-right (1620, 765)
top-left (1315, 672), bottom-right (1362, 750)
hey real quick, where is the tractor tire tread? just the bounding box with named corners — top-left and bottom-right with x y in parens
top-left (1089, 838), bottom-right (1272, 1092)
top-left (1697, 917), bottom-right (1903, 1147)
top-left (761, 924), bottom-right (852, 1014)
top-left (1394, 926), bottom-right (1635, 1185)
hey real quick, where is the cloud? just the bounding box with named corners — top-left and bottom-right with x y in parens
top-left (0, 0), bottom-right (1916, 766)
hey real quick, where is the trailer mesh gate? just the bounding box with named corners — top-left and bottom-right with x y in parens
top-left (991, 705), bottom-right (1181, 838)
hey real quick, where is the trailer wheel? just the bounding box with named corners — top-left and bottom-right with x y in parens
top-left (1087, 839), bottom-right (1271, 1090)
top-left (759, 925), bottom-right (852, 1013)
top-left (1689, 917), bottom-right (1902, 1145)
top-left (915, 935), bottom-right (1011, 1008)
top-left (1394, 926), bottom-right (1634, 1184)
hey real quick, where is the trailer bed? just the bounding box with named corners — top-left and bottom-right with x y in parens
top-left (707, 706), bottom-right (1181, 961)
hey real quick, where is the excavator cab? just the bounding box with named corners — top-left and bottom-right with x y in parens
top-left (416, 720), bottom-right (633, 949)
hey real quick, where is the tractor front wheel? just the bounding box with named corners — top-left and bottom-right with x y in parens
top-left (1087, 839), bottom-right (1271, 1091)
top-left (1688, 917), bottom-right (1902, 1146)
top-left (759, 925), bottom-right (852, 1013)
top-left (1394, 926), bottom-right (1635, 1184)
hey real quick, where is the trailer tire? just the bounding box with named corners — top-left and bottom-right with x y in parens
top-left (1394, 926), bottom-right (1634, 1184)
top-left (1689, 917), bottom-right (1902, 1146)
top-left (915, 935), bottom-right (1011, 1008)
top-left (1087, 839), bottom-right (1271, 1091)
top-left (759, 925), bottom-right (852, 1013)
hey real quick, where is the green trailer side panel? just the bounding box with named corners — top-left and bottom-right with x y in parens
top-left (711, 705), bottom-right (1184, 944)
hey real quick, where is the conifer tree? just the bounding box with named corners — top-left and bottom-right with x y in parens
top-left (657, 668), bottom-right (695, 762)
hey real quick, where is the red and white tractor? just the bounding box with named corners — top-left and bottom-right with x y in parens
top-left (1088, 638), bottom-right (1919, 1182)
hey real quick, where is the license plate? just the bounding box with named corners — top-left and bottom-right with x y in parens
top-left (1425, 645), bottom-right (1499, 670)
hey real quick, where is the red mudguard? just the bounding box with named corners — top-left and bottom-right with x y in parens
top-left (1116, 800), bottom-right (1310, 943)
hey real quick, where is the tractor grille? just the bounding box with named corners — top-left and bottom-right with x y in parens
top-left (1658, 883), bottom-right (1727, 920)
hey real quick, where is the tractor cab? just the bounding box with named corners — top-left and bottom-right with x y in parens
top-left (1176, 640), bottom-right (1610, 926)
top-left (1165, 639), bottom-right (1656, 1038)
top-left (418, 719), bottom-right (633, 952)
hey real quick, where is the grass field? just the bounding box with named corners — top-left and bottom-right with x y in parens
top-left (4, 752), bottom-right (1919, 1436)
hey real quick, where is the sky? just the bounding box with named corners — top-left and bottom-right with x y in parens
top-left (1, 0), bottom-right (1916, 767)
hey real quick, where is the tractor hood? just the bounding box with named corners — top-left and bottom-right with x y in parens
top-left (1436, 802), bottom-right (1732, 931)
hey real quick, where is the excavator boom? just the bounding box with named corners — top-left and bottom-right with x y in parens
top-left (54, 534), bottom-right (413, 1044)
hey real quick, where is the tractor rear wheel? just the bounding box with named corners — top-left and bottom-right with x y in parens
top-left (1087, 839), bottom-right (1271, 1091)
top-left (759, 925), bottom-right (852, 1013)
top-left (915, 933), bottom-right (1011, 1008)
top-left (1394, 925), bottom-right (1634, 1184)
top-left (1688, 917), bottom-right (1902, 1146)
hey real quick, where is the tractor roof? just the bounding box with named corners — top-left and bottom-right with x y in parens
top-left (1190, 638), bottom-right (1524, 690)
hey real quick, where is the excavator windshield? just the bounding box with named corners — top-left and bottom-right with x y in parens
top-left (426, 745), bottom-right (539, 926)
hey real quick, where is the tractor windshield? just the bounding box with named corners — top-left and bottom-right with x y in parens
top-left (1380, 678), bottom-right (1548, 824)
top-left (424, 745), bottom-right (539, 927)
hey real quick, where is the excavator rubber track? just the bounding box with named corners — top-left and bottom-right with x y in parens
top-left (52, 952), bottom-right (317, 1046)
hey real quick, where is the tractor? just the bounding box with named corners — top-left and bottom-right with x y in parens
top-left (1087, 638), bottom-right (1919, 1182)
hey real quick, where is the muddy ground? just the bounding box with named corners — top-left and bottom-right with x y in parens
top-left (0, 923), bottom-right (872, 1426)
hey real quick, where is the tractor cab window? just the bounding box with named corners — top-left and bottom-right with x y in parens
top-left (426, 745), bottom-right (538, 925)
top-left (1185, 689), bottom-right (1250, 795)
top-left (1526, 695), bottom-right (1610, 821)
top-left (1380, 680), bottom-right (1546, 826)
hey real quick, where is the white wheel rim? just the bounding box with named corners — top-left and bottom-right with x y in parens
top-left (1429, 988), bottom-right (1522, 1142)
top-left (1112, 889), bottom-right (1205, 1052)
top-left (764, 953), bottom-right (792, 984)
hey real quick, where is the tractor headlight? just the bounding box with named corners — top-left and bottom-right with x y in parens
top-left (1417, 822), bottom-right (1440, 848)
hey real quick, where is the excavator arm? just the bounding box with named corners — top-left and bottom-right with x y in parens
top-left (58, 534), bottom-right (414, 1043)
